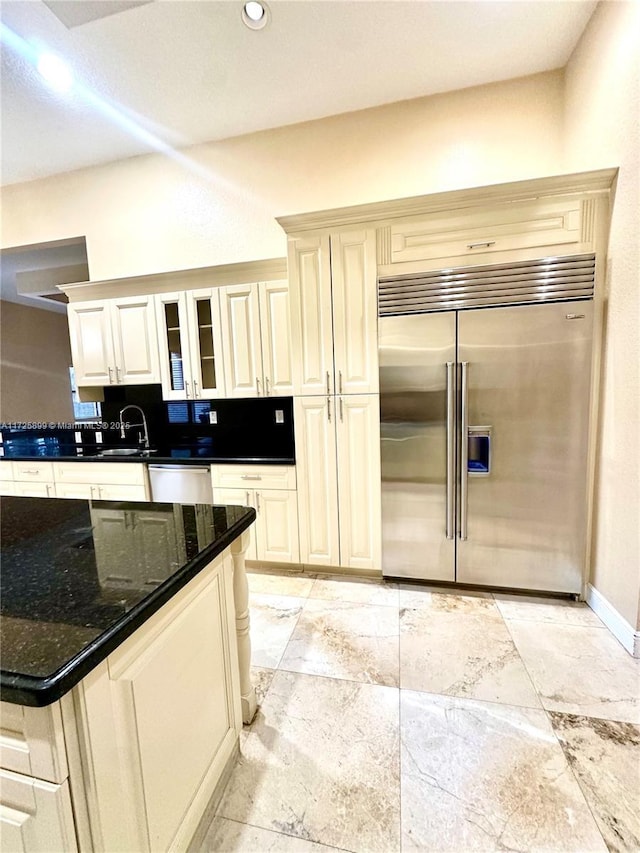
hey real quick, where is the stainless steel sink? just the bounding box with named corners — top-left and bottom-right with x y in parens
top-left (98, 448), bottom-right (142, 456)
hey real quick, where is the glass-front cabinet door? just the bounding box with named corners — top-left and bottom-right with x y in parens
top-left (185, 289), bottom-right (226, 399)
top-left (155, 289), bottom-right (226, 401)
top-left (155, 292), bottom-right (193, 401)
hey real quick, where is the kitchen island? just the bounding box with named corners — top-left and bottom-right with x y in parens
top-left (0, 496), bottom-right (256, 852)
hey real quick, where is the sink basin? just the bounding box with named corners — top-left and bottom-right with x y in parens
top-left (99, 448), bottom-right (144, 457)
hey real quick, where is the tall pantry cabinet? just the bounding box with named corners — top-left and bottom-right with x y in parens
top-left (287, 228), bottom-right (382, 572)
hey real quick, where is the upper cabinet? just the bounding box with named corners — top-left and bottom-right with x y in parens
top-left (219, 280), bottom-right (293, 399)
top-left (288, 228), bottom-right (378, 396)
top-left (155, 289), bottom-right (226, 400)
top-left (67, 295), bottom-right (160, 388)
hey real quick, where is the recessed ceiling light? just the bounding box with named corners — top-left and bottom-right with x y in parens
top-left (242, 1), bottom-right (270, 30)
top-left (37, 52), bottom-right (73, 94)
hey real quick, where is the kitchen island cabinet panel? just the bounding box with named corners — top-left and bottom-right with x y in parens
top-left (0, 497), bottom-right (255, 852)
top-left (71, 554), bottom-right (238, 853)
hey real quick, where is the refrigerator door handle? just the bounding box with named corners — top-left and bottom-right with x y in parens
top-left (446, 361), bottom-right (455, 540)
top-left (460, 361), bottom-right (469, 540)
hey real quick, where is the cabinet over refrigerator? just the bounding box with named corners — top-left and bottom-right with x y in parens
top-left (379, 253), bottom-right (596, 594)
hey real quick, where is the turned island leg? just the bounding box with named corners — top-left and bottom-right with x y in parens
top-left (230, 529), bottom-right (257, 724)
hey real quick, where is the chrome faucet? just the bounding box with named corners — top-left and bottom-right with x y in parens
top-left (119, 405), bottom-right (150, 449)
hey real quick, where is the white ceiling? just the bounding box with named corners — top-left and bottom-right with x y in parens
top-left (1, 0), bottom-right (597, 188)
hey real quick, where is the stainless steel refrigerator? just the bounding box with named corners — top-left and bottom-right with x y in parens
top-left (379, 253), bottom-right (595, 593)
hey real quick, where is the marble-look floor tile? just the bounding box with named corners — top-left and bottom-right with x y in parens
top-left (309, 576), bottom-right (399, 607)
top-left (400, 606), bottom-right (540, 708)
top-left (248, 571), bottom-right (315, 598)
top-left (249, 594), bottom-right (304, 669)
top-left (399, 586), bottom-right (497, 613)
top-left (201, 816), bottom-right (346, 852)
top-left (401, 691), bottom-right (607, 852)
top-left (279, 599), bottom-right (399, 687)
top-left (550, 712), bottom-right (640, 853)
top-left (250, 666), bottom-right (275, 708)
top-left (217, 670), bottom-right (400, 853)
top-left (507, 620), bottom-right (640, 723)
top-left (494, 593), bottom-right (602, 627)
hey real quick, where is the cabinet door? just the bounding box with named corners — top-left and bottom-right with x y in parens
top-left (0, 770), bottom-right (77, 853)
top-left (110, 296), bottom-right (160, 385)
top-left (336, 394), bottom-right (381, 571)
top-left (185, 289), bottom-right (226, 399)
top-left (259, 280), bottom-right (294, 397)
top-left (331, 229), bottom-right (379, 394)
top-left (155, 292), bottom-right (194, 401)
top-left (255, 490), bottom-right (299, 564)
top-left (212, 488), bottom-right (258, 560)
top-left (288, 234), bottom-right (334, 396)
top-left (67, 301), bottom-right (115, 387)
top-left (219, 284), bottom-right (263, 398)
top-left (294, 396), bottom-right (339, 567)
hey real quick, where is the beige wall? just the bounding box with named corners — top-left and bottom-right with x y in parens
top-left (0, 300), bottom-right (74, 423)
top-left (0, 71), bottom-right (563, 281)
top-left (563, 0), bottom-right (640, 630)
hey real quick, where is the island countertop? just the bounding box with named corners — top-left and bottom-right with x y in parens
top-left (0, 496), bottom-right (255, 707)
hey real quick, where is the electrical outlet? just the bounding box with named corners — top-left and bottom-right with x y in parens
top-left (95, 431), bottom-right (103, 444)
top-left (209, 411), bottom-right (218, 425)
top-left (275, 409), bottom-right (284, 424)
top-left (74, 431), bottom-right (82, 443)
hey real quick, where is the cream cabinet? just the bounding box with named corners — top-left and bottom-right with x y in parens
top-left (212, 464), bottom-right (298, 563)
top-left (0, 544), bottom-right (245, 853)
top-left (155, 289), bottom-right (226, 401)
top-left (294, 394), bottom-right (381, 571)
top-left (67, 296), bottom-right (160, 388)
top-left (288, 229), bottom-right (378, 396)
top-left (219, 280), bottom-right (293, 398)
top-left (219, 284), bottom-right (263, 398)
top-left (10, 462), bottom-right (55, 498)
top-left (52, 461), bottom-right (150, 501)
top-left (383, 196), bottom-right (590, 273)
top-left (0, 702), bottom-right (76, 852)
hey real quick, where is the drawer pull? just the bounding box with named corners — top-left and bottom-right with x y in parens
top-left (22, 469), bottom-right (40, 474)
top-left (467, 240), bottom-right (496, 249)
top-left (241, 474), bottom-right (262, 481)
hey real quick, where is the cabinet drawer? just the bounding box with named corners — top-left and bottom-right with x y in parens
top-left (211, 465), bottom-right (296, 491)
top-left (53, 461), bottom-right (147, 487)
top-left (0, 769), bottom-right (77, 852)
top-left (14, 482), bottom-right (55, 498)
top-left (0, 702), bottom-right (67, 783)
top-left (389, 199), bottom-right (584, 268)
top-left (11, 461), bottom-right (54, 483)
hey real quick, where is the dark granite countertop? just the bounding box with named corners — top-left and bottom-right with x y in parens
top-left (0, 496), bottom-right (255, 707)
top-left (0, 445), bottom-right (295, 465)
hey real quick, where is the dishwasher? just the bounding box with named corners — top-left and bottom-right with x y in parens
top-left (148, 464), bottom-right (213, 504)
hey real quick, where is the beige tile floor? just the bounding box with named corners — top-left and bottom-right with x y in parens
top-left (203, 571), bottom-right (640, 853)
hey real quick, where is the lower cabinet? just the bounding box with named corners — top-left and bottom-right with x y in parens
top-left (0, 771), bottom-right (77, 852)
top-left (53, 462), bottom-right (150, 501)
top-left (212, 487), bottom-right (299, 564)
top-left (295, 394), bottom-right (381, 572)
top-left (0, 547), bottom-right (242, 853)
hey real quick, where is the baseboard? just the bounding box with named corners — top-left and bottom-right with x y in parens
top-left (586, 584), bottom-right (640, 657)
